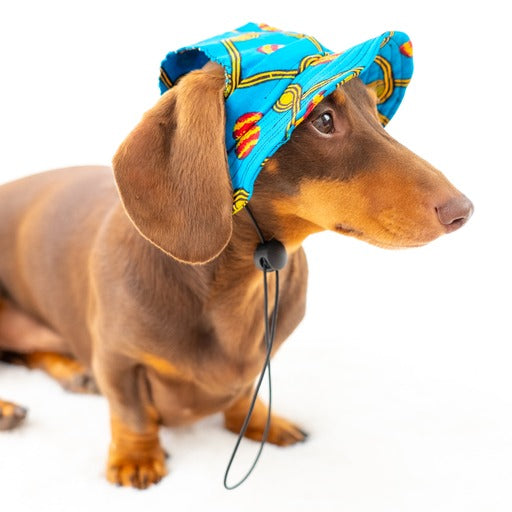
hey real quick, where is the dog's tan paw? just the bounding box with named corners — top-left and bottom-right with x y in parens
top-left (0, 399), bottom-right (27, 431)
top-left (246, 414), bottom-right (308, 446)
top-left (107, 455), bottom-right (168, 489)
top-left (224, 396), bottom-right (308, 447)
top-left (60, 370), bottom-right (99, 394)
top-left (4, 351), bottom-right (100, 395)
top-left (107, 413), bottom-right (167, 489)
top-left (107, 434), bottom-right (168, 490)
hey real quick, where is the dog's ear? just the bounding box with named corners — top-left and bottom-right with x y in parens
top-left (112, 62), bottom-right (232, 264)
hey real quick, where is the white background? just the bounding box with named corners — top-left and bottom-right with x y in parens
top-left (0, 1), bottom-right (511, 511)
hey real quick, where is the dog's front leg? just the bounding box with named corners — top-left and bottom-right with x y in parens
top-left (92, 350), bottom-right (167, 489)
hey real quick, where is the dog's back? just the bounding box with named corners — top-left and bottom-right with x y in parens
top-left (0, 166), bottom-right (115, 361)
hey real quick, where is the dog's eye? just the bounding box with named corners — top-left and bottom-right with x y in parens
top-left (312, 112), bottom-right (334, 134)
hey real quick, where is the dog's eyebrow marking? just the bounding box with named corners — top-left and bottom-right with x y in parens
top-left (331, 88), bottom-right (346, 106)
top-left (363, 86), bottom-right (381, 119)
top-left (365, 85), bottom-right (379, 103)
top-left (263, 159), bottom-right (279, 173)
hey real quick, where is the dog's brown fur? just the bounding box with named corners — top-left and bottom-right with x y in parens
top-left (0, 63), bottom-right (472, 488)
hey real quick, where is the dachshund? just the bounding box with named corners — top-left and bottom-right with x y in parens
top-left (0, 62), bottom-right (473, 488)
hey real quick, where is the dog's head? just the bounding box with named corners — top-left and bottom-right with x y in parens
top-left (113, 63), bottom-right (472, 263)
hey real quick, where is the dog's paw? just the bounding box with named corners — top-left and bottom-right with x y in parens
top-left (60, 371), bottom-right (100, 395)
top-left (263, 414), bottom-right (309, 446)
top-left (0, 399), bottom-right (27, 431)
top-left (107, 449), bottom-right (168, 489)
top-left (10, 351), bottom-right (100, 395)
top-left (107, 458), bottom-right (168, 489)
top-left (235, 413), bottom-right (308, 447)
top-left (224, 397), bottom-right (308, 447)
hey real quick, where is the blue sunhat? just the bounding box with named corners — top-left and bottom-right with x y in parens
top-left (159, 23), bottom-right (414, 214)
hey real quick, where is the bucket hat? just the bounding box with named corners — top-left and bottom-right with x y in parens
top-left (160, 23), bottom-right (414, 213)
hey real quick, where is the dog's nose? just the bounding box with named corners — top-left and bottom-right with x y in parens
top-left (436, 195), bottom-right (474, 232)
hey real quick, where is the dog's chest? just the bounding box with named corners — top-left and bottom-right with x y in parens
top-left (141, 249), bottom-right (308, 421)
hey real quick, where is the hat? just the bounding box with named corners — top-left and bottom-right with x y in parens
top-left (159, 23), bottom-right (414, 213)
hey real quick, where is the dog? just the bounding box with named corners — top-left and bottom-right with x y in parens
top-left (0, 62), bottom-right (473, 488)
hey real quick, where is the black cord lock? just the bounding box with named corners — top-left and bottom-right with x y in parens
top-left (254, 239), bottom-right (288, 271)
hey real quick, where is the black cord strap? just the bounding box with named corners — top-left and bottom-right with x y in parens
top-left (245, 204), bottom-right (266, 244)
top-left (223, 206), bottom-right (283, 490)
top-left (223, 269), bottom-right (279, 489)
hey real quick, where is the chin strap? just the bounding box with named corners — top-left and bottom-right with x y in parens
top-left (223, 206), bottom-right (287, 490)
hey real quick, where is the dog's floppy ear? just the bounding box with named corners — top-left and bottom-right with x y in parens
top-left (112, 62), bottom-right (232, 264)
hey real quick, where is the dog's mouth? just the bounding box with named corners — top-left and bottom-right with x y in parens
top-left (334, 222), bottom-right (430, 249)
top-left (334, 223), bottom-right (363, 236)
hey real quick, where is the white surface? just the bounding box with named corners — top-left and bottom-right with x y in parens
top-left (1, 1), bottom-right (511, 511)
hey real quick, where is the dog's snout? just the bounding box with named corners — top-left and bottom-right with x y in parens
top-left (436, 195), bottom-right (474, 232)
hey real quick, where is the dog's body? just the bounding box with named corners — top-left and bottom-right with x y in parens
top-left (0, 64), bottom-right (472, 488)
top-left (0, 164), bottom-right (308, 421)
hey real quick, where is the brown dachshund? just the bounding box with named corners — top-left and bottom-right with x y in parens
top-left (0, 62), bottom-right (472, 488)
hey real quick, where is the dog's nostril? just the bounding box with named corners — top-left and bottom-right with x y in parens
top-left (436, 195), bottom-right (474, 233)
